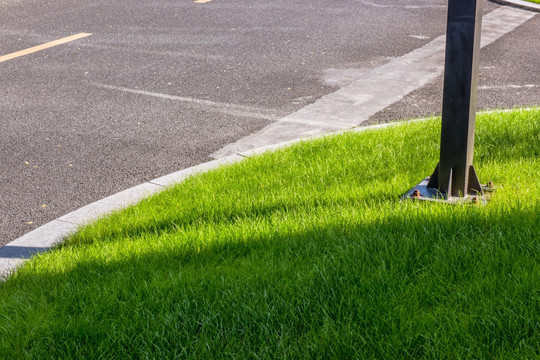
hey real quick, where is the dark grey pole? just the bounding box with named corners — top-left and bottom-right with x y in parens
top-left (427, 0), bottom-right (484, 197)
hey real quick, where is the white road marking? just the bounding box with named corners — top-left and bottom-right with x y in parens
top-left (0, 33), bottom-right (92, 63)
top-left (212, 7), bottom-right (537, 158)
top-left (92, 83), bottom-right (279, 121)
top-left (409, 35), bottom-right (430, 40)
top-left (479, 84), bottom-right (538, 90)
top-left (360, 1), bottom-right (446, 9)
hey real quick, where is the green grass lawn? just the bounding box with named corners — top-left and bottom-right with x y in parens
top-left (526, 0), bottom-right (540, 4)
top-left (1, 109), bottom-right (539, 359)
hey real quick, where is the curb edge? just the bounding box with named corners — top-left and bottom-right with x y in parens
top-left (0, 107), bottom-right (535, 279)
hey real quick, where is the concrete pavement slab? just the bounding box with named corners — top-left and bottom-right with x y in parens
top-left (211, 6), bottom-right (536, 158)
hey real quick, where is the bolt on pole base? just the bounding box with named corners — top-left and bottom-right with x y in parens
top-left (403, 175), bottom-right (495, 205)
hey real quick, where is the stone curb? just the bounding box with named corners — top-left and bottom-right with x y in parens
top-left (0, 119), bottom-right (415, 279)
top-left (0, 107), bottom-right (534, 279)
top-left (490, 0), bottom-right (540, 12)
top-left (0, 155), bottom-right (243, 278)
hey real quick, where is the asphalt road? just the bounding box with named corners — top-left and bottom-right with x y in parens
top-left (1, 0), bottom-right (538, 246)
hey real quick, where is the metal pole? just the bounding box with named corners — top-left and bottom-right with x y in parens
top-left (428, 0), bottom-right (484, 197)
top-left (405, 0), bottom-right (487, 202)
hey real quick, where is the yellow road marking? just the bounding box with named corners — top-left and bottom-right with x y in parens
top-left (194, 0), bottom-right (213, 3)
top-left (0, 33), bottom-right (92, 64)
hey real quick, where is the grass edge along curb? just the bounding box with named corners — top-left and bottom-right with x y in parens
top-left (0, 115), bottom-right (436, 280)
top-left (1, 107), bottom-right (534, 281)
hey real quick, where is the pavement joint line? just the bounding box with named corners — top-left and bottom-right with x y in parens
top-left (0, 108), bottom-right (535, 279)
top-left (279, 116), bottom-right (358, 128)
top-left (211, 6), bottom-right (536, 159)
top-left (0, 33), bottom-right (92, 63)
top-left (147, 181), bottom-right (167, 188)
top-left (56, 219), bottom-right (78, 225)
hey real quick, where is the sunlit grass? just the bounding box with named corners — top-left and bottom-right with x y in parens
top-left (1, 108), bottom-right (539, 359)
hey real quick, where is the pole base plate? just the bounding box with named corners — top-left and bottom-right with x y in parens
top-left (403, 177), bottom-right (493, 205)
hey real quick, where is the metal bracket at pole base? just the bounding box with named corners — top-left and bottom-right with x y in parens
top-left (403, 163), bottom-right (494, 205)
top-left (427, 162), bottom-right (483, 196)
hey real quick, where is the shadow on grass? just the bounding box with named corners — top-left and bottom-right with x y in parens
top-left (2, 200), bottom-right (539, 359)
top-left (0, 246), bottom-right (50, 259)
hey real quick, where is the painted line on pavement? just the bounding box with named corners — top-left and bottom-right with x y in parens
top-left (479, 84), bottom-right (538, 90)
top-left (0, 33), bottom-right (92, 63)
top-left (93, 83), bottom-right (280, 121)
top-left (211, 6), bottom-right (536, 159)
top-left (360, 1), bottom-right (446, 9)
